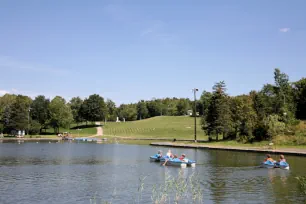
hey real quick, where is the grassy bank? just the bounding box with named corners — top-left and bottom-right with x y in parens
top-left (103, 116), bottom-right (206, 140)
top-left (2, 123), bottom-right (98, 138)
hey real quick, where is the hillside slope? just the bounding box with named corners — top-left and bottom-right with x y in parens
top-left (103, 116), bottom-right (206, 140)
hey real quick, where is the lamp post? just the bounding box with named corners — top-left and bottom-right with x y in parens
top-left (27, 108), bottom-right (31, 136)
top-left (192, 88), bottom-right (199, 142)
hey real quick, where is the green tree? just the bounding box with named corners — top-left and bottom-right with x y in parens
top-left (267, 114), bottom-right (286, 140)
top-left (29, 120), bottom-right (41, 135)
top-left (81, 94), bottom-right (107, 123)
top-left (0, 94), bottom-right (17, 131)
top-left (106, 99), bottom-right (117, 122)
top-left (199, 91), bottom-right (212, 116)
top-left (294, 78), bottom-right (306, 120)
top-left (31, 95), bottom-right (50, 133)
top-left (147, 100), bottom-right (162, 117)
top-left (204, 81), bottom-right (232, 141)
top-left (230, 95), bottom-right (257, 142)
top-left (273, 68), bottom-right (295, 121)
top-left (119, 104), bottom-right (137, 121)
top-left (137, 100), bottom-right (149, 120)
top-left (175, 99), bottom-right (190, 116)
top-left (69, 97), bottom-right (84, 125)
top-left (49, 96), bottom-right (73, 134)
top-left (6, 95), bottom-right (32, 133)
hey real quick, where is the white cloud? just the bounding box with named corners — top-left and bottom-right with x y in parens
top-left (0, 89), bottom-right (9, 96)
top-left (279, 28), bottom-right (290, 33)
top-left (0, 56), bottom-right (68, 75)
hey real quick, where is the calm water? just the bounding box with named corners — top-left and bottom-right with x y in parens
top-left (0, 141), bottom-right (306, 204)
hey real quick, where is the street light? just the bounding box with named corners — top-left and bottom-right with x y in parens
top-left (192, 88), bottom-right (199, 142)
top-left (27, 108), bottom-right (31, 136)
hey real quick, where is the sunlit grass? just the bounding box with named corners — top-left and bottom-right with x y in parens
top-left (103, 116), bottom-right (206, 140)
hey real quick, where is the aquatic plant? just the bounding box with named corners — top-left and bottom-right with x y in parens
top-left (151, 170), bottom-right (203, 204)
top-left (91, 170), bottom-right (204, 203)
top-left (296, 176), bottom-right (306, 194)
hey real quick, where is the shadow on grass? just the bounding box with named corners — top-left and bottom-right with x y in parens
top-left (70, 124), bottom-right (100, 130)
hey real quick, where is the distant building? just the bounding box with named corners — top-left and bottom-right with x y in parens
top-left (187, 110), bottom-right (193, 116)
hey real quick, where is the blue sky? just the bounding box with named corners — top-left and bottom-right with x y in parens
top-left (0, 0), bottom-right (306, 104)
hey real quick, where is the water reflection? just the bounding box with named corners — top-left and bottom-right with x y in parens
top-left (0, 142), bottom-right (306, 204)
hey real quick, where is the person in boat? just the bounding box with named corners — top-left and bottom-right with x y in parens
top-left (179, 154), bottom-right (189, 162)
top-left (162, 154), bottom-right (179, 166)
top-left (264, 154), bottom-right (275, 162)
top-left (166, 149), bottom-right (173, 159)
top-left (155, 150), bottom-right (162, 158)
top-left (278, 155), bottom-right (286, 162)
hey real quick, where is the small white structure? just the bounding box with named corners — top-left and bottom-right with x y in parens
top-left (123, 118), bottom-right (125, 123)
top-left (22, 130), bottom-right (25, 136)
top-left (116, 117), bottom-right (120, 122)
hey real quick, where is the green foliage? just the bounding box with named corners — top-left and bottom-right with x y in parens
top-left (267, 114), bottom-right (286, 140)
top-left (200, 91), bottom-right (212, 116)
top-left (29, 120), bottom-right (41, 135)
top-left (230, 95), bottom-right (257, 142)
top-left (146, 100), bottom-right (162, 117)
top-left (118, 104), bottom-right (137, 121)
top-left (48, 96), bottom-right (73, 133)
top-left (294, 78), bottom-right (306, 120)
top-left (31, 95), bottom-right (50, 131)
top-left (81, 94), bottom-right (107, 122)
top-left (295, 176), bottom-right (306, 194)
top-left (106, 99), bottom-right (117, 121)
top-left (6, 95), bottom-right (32, 132)
top-left (137, 100), bottom-right (149, 120)
top-left (175, 99), bottom-right (190, 116)
top-left (69, 97), bottom-right (84, 124)
top-left (204, 81), bottom-right (232, 141)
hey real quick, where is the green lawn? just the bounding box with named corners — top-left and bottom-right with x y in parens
top-left (103, 116), bottom-right (207, 140)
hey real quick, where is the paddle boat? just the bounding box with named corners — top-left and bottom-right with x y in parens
top-left (164, 158), bottom-right (196, 168)
top-left (260, 160), bottom-right (290, 170)
top-left (275, 161), bottom-right (290, 170)
top-left (149, 155), bottom-right (196, 167)
top-left (150, 155), bottom-right (163, 162)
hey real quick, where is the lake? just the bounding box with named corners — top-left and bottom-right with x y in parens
top-left (0, 141), bottom-right (306, 203)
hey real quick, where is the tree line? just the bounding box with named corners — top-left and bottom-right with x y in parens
top-left (0, 93), bottom-right (194, 135)
top-left (1, 68), bottom-right (306, 141)
top-left (201, 69), bottom-right (306, 142)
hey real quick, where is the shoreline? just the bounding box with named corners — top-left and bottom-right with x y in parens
top-left (2, 137), bottom-right (306, 157)
top-left (0, 137), bottom-right (61, 141)
top-left (150, 142), bottom-right (306, 156)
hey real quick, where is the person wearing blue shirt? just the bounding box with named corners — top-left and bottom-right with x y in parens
top-left (155, 150), bottom-right (162, 158)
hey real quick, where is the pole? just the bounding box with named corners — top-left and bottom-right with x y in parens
top-left (193, 88), bottom-right (198, 142)
top-left (27, 108), bottom-right (30, 136)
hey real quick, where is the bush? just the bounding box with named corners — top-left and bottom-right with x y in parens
top-left (267, 115), bottom-right (286, 139)
top-left (236, 134), bottom-right (255, 143)
top-left (29, 120), bottom-right (41, 135)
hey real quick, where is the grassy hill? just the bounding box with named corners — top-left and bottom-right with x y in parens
top-left (103, 116), bottom-right (207, 140)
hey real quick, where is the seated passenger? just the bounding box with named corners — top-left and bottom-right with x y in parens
top-left (278, 155), bottom-right (286, 162)
top-left (166, 149), bottom-right (173, 158)
top-left (179, 154), bottom-right (188, 162)
top-left (155, 150), bottom-right (162, 158)
top-left (171, 154), bottom-right (181, 162)
top-left (264, 154), bottom-right (275, 162)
